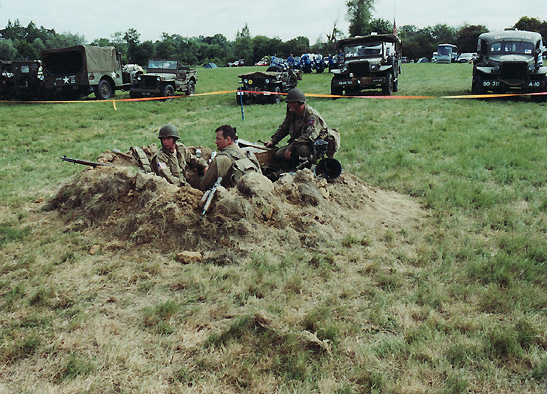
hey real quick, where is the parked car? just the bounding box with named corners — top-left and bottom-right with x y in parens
top-left (457, 53), bottom-right (476, 63)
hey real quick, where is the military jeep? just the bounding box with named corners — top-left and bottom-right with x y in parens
top-left (130, 59), bottom-right (197, 99)
top-left (331, 34), bottom-right (402, 96)
top-left (472, 29), bottom-right (546, 95)
top-left (236, 65), bottom-right (302, 105)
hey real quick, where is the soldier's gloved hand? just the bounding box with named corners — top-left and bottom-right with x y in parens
top-left (264, 141), bottom-right (274, 148)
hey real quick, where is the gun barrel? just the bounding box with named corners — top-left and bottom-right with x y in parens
top-left (200, 176), bottom-right (222, 219)
top-left (61, 156), bottom-right (114, 167)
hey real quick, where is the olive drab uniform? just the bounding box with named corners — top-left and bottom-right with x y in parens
top-left (151, 142), bottom-right (206, 187)
top-left (200, 144), bottom-right (261, 190)
top-left (270, 104), bottom-right (340, 160)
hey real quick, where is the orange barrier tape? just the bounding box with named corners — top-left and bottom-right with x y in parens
top-left (1, 89), bottom-right (545, 108)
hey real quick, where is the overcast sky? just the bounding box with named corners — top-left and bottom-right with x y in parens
top-left (1, 0), bottom-right (545, 43)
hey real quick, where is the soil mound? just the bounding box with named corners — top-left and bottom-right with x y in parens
top-left (48, 159), bottom-right (425, 257)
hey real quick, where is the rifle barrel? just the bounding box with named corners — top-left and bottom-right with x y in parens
top-left (61, 156), bottom-right (114, 167)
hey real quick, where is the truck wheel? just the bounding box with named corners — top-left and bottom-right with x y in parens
top-left (271, 86), bottom-right (281, 104)
top-left (95, 80), bottom-right (114, 100)
top-left (393, 78), bottom-right (399, 93)
top-left (331, 85), bottom-right (343, 98)
top-left (186, 80), bottom-right (195, 96)
top-left (161, 85), bottom-right (175, 101)
top-left (471, 75), bottom-right (485, 95)
top-left (382, 73), bottom-right (393, 95)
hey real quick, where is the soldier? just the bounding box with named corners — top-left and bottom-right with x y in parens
top-left (150, 124), bottom-right (207, 187)
top-left (200, 125), bottom-right (260, 190)
top-left (264, 88), bottom-right (339, 163)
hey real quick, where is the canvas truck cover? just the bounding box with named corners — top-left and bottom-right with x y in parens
top-left (41, 45), bottom-right (119, 74)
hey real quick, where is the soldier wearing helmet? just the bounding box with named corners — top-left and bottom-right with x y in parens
top-left (150, 124), bottom-right (207, 187)
top-left (264, 88), bottom-right (339, 163)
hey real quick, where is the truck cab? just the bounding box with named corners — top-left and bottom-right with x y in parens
top-left (472, 29), bottom-right (546, 94)
top-left (331, 34), bottom-right (402, 96)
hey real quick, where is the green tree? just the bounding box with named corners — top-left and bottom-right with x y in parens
top-left (430, 24), bottom-right (457, 44)
top-left (155, 33), bottom-right (177, 59)
top-left (282, 36), bottom-right (310, 58)
top-left (131, 41), bottom-right (155, 66)
top-left (456, 24), bottom-right (488, 53)
top-left (367, 18), bottom-right (393, 35)
top-left (346, 0), bottom-right (375, 37)
top-left (514, 16), bottom-right (547, 40)
top-left (0, 38), bottom-right (17, 60)
top-left (124, 28), bottom-right (141, 63)
top-left (233, 24), bottom-right (253, 62)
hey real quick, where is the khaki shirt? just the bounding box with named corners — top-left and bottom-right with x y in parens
top-left (200, 144), bottom-right (249, 190)
top-left (270, 104), bottom-right (329, 151)
top-left (151, 142), bottom-right (206, 187)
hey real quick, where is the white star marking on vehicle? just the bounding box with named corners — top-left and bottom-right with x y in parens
top-left (63, 76), bottom-right (70, 84)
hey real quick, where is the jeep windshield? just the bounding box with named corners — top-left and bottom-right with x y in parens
top-left (488, 41), bottom-right (535, 55)
top-left (344, 43), bottom-right (383, 59)
top-left (148, 60), bottom-right (178, 70)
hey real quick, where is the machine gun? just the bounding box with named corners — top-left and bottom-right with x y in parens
top-left (61, 155), bottom-right (115, 168)
top-left (200, 176), bottom-right (222, 219)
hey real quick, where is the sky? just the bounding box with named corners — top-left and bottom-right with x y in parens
top-left (0, 0), bottom-right (545, 44)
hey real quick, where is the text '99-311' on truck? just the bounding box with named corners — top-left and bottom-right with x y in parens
top-left (130, 59), bottom-right (197, 99)
top-left (40, 45), bottom-right (141, 100)
top-left (331, 34), bottom-right (402, 96)
top-left (472, 29), bottom-right (547, 95)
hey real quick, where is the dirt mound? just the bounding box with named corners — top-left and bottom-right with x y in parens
top-left (48, 162), bottom-right (425, 257)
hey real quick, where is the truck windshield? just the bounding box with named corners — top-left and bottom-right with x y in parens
top-left (438, 46), bottom-right (453, 56)
top-left (489, 41), bottom-right (535, 55)
top-left (344, 43), bottom-right (383, 59)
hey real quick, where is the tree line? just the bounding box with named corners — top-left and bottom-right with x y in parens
top-left (1, 15), bottom-right (545, 66)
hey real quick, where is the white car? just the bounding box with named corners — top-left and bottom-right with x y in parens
top-left (457, 53), bottom-right (476, 63)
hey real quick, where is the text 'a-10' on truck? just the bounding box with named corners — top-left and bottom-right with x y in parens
top-left (40, 45), bottom-right (139, 100)
top-left (472, 29), bottom-right (547, 95)
top-left (130, 59), bottom-right (197, 99)
top-left (331, 34), bottom-right (402, 96)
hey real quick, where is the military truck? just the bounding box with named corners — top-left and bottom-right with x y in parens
top-left (236, 66), bottom-right (302, 105)
top-left (41, 45), bottom-right (135, 100)
top-left (472, 29), bottom-right (546, 95)
top-left (130, 59), bottom-right (197, 99)
top-left (331, 34), bottom-right (402, 96)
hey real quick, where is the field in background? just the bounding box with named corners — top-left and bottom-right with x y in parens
top-left (0, 63), bottom-right (546, 393)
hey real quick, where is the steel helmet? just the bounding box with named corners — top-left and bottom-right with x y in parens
top-left (158, 124), bottom-right (179, 140)
top-left (285, 88), bottom-right (306, 103)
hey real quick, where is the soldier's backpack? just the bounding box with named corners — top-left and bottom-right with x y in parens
top-left (221, 149), bottom-right (261, 185)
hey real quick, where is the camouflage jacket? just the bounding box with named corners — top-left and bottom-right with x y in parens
top-left (151, 143), bottom-right (206, 187)
top-left (270, 104), bottom-right (329, 150)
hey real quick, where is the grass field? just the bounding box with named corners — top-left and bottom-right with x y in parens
top-left (0, 63), bottom-right (546, 393)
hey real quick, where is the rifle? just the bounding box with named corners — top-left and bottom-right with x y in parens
top-left (200, 176), bottom-right (222, 219)
top-left (61, 155), bottom-right (114, 168)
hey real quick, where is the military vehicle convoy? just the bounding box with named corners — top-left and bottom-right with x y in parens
top-left (41, 45), bottom-right (136, 100)
top-left (331, 34), bottom-right (402, 96)
top-left (130, 59), bottom-right (197, 99)
top-left (472, 29), bottom-right (546, 95)
top-left (236, 66), bottom-right (302, 105)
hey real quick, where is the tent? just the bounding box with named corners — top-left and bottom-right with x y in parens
top-left (204, 63), bottom-right (218, 68)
